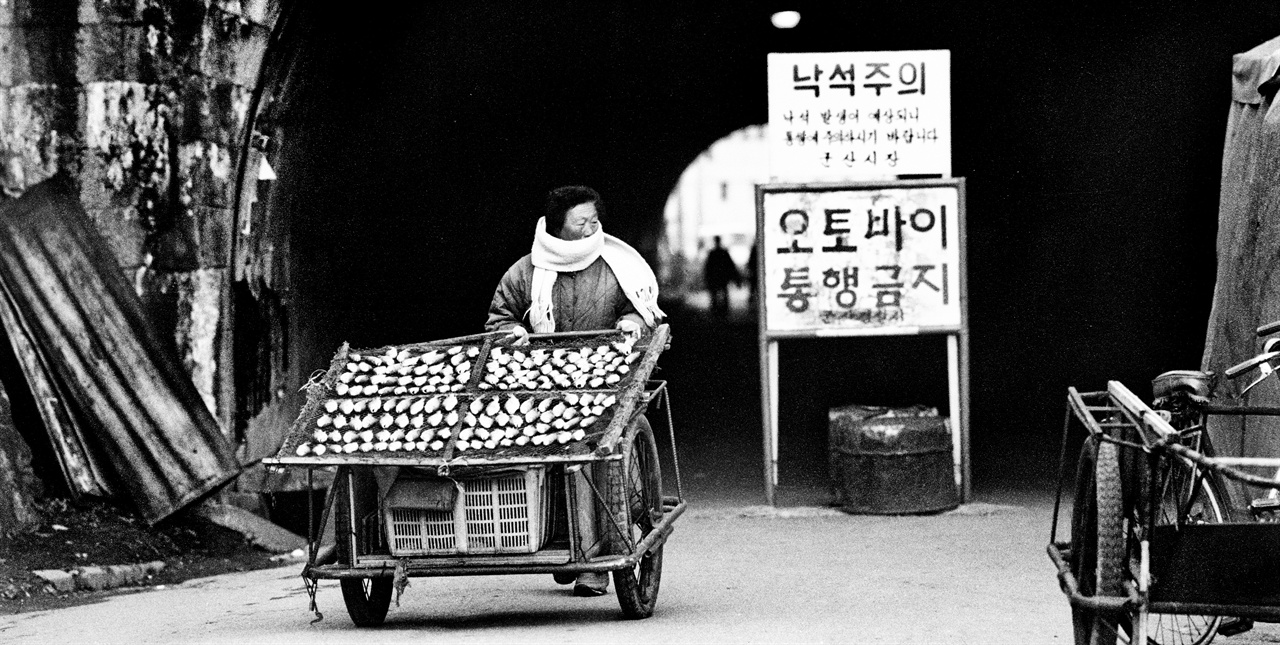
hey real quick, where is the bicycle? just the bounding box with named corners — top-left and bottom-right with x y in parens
top-left (1049, 320), bottom-right (1280, 645)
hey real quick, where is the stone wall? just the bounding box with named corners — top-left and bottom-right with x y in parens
top-left (0, 0), bottom-right (281, 431)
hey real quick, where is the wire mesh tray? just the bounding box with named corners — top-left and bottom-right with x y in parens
top-left (267, 326), bottom-right (669, 467)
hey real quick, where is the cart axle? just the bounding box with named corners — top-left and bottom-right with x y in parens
top-left (307, 498), bottom-right (685, 580)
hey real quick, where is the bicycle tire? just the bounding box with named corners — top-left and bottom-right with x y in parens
top-left (1122, 454), bottom-right (1229, 645)
top-left (1072, 439), bottom-right (1126, 645)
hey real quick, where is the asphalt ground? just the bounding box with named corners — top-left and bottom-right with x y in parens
top-left (0, 497), bottom-right (1067, 644)
top-left (9, 491), bottom-right (1280, 644)
top-left (8, 290), bottom-right (1280, 643)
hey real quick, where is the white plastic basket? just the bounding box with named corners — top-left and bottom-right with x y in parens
top-left (385, 467), bottom-right (549, 556)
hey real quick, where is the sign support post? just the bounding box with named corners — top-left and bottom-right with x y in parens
top-left (761, 338), bottom-right (780, 504)
top-left (756, 179), bottom-right (969, 505)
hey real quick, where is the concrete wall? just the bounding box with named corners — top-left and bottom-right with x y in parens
top-left (0, 0), bottom-right (281, 435)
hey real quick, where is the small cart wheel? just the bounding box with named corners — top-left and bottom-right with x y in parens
top-left (1071, 439), bottom-right (1125, 645)
top-left (606, 418), bottom-right (665, 619)
top-left (340, 578), bottom-right (394, 627)
top-left (334, 467), bottom-right (393, 627)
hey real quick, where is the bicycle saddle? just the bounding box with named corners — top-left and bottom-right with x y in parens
top-left (1151, 369), bottom-right (1213, 404)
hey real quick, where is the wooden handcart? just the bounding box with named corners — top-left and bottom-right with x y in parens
top-left (263, 324), bottom-right (685, 626)
top-left (1048, 370), bottom-right (1280, 645)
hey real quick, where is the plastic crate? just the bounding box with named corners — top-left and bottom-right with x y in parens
top-left (385, 467), bottom-right (549, 556)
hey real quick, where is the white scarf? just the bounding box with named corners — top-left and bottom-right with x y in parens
top-left (528, 217), bottom-right (664, 333)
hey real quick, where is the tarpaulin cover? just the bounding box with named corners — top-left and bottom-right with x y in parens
top-left (0, 175), bottom-right (240, 524)
top-left (1203, 33), bottom-right (1280, 508)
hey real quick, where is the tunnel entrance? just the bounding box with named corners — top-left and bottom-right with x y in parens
top-left (236, 2), bottom-right (1261, 507)
top-left (659, 124), bottom-right (768, 317)
top-left (240, 7), bottom-right (790, 504)
top-left (251, 8), bottom-right (964, 507)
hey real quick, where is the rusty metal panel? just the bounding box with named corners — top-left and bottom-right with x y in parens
top-left (0, 289), bottom-right (113, 498)
top-left (0, 174), bottom-right (240, 524)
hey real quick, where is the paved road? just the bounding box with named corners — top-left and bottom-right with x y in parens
top-left (8, 297), bottom-right (1280, 643)
top-left (0, 495), bottom-right (1080, 644)
top-left (6, 492), bottom-right (1280, 644)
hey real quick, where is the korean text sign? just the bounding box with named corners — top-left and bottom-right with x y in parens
top-left (759, 181), bottom-right (963, 334)
top-left (767, 50), bottom-right (951, 181)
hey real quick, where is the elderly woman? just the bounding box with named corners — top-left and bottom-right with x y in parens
top-left (485, 185), bottom-right (664, 596)
top-left (486, 185), bottom-right (663, 341)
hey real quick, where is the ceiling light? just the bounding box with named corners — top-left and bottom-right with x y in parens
top-left (771, 11), bottom-right (801, 29)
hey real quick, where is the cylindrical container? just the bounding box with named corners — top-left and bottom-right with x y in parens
top-left (829, 404), bottom-right (958, 514)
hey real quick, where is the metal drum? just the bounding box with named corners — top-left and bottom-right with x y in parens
top-left (829, 404), bottom-right (958, 514)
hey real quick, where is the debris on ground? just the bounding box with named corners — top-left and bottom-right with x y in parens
top-left (193, 503), bottom-right (307, 554)
top-left (0, 497), bottom-right (286, 614)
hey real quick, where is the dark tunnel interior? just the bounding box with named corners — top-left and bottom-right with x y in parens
top-left (258, 2), bottom-right (1280, 504)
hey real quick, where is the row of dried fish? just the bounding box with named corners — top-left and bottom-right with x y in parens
top-left (478, 342), bottom-right (640, 390)
top-left (300, 424), bottom-right (456, 455)
top-left (295, 391), bottom-right (618, 456)
top-left (315, 393), bottom-right (461, 427)
top-left (460, 392), bottom-right (615, 430)
top-left (333, 345), bottom-right (477, 396)
top-left (292, 422), bottom-right (590, 456)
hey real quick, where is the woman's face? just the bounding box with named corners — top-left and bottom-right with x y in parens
top-left (557, 202), bottom-right (600, 241)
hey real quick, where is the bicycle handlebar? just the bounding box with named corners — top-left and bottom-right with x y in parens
top-left (1225, 350), bottom-right (1280, 379)
top-left (1259, 320), bottom-right (1280, 337)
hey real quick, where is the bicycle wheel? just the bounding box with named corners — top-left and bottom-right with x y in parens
top-left (334, 468), bottom-right (393, 627)
top-left (606, 419), bottom-right (665, 619)
top-left (1072, 439), bottom-right (1127, 645)
top-left (1122, 454), bottom-right (1229, 645)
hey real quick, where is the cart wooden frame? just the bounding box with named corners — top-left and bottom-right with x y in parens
top-left (263, 324), bottom-right (686, 625)
top-left (1048, 379), bottom-right (1280, 645)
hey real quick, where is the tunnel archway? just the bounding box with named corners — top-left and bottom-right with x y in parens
top-left (659, 123), bottom-right (767, 311)
top-left (237, 3), bottom-right (1280, 502)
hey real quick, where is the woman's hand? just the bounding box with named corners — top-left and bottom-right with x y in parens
top-left (507, 325), bottom-right (530, 346)
top-left (615, 319), bottom-right (641, 341)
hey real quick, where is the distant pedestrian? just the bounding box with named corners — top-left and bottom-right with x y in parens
top-left (703, 236), bottom-right (740, 316)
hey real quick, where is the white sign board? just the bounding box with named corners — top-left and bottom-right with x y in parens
top-left (767, 50), bottom-right (951, 182)
top-left (758, 181), bottom-right (963, 334)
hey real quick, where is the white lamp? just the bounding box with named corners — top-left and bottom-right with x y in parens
top-left (771, 11), bottom-right (801, 29)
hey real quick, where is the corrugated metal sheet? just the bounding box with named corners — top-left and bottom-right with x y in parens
top-left (0, 175), bottom-right (241, 524)
top-left (0, 285), bottom-right (114, 499)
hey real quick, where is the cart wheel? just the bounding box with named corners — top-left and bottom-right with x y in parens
top-left (334, 468), bottom-right (394, 627)
top-left (606, 419), bottom-right (665, 619)
top-left (340, 577), bottom-right (394, 627)
top-left (1071, 439), bottom-right (1125, 645)
top-left (1122, 452), bottom-right (1230, 645)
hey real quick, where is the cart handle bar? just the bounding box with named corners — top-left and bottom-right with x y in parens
top-left (1107, 380), bottom-right (1280, 491)
top-left (420, 328), bottom-right (632, 347)
top-left (1107, 381), bottom-right (1176, 440)
top-left (528, 329), bottom-right (625, 340)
